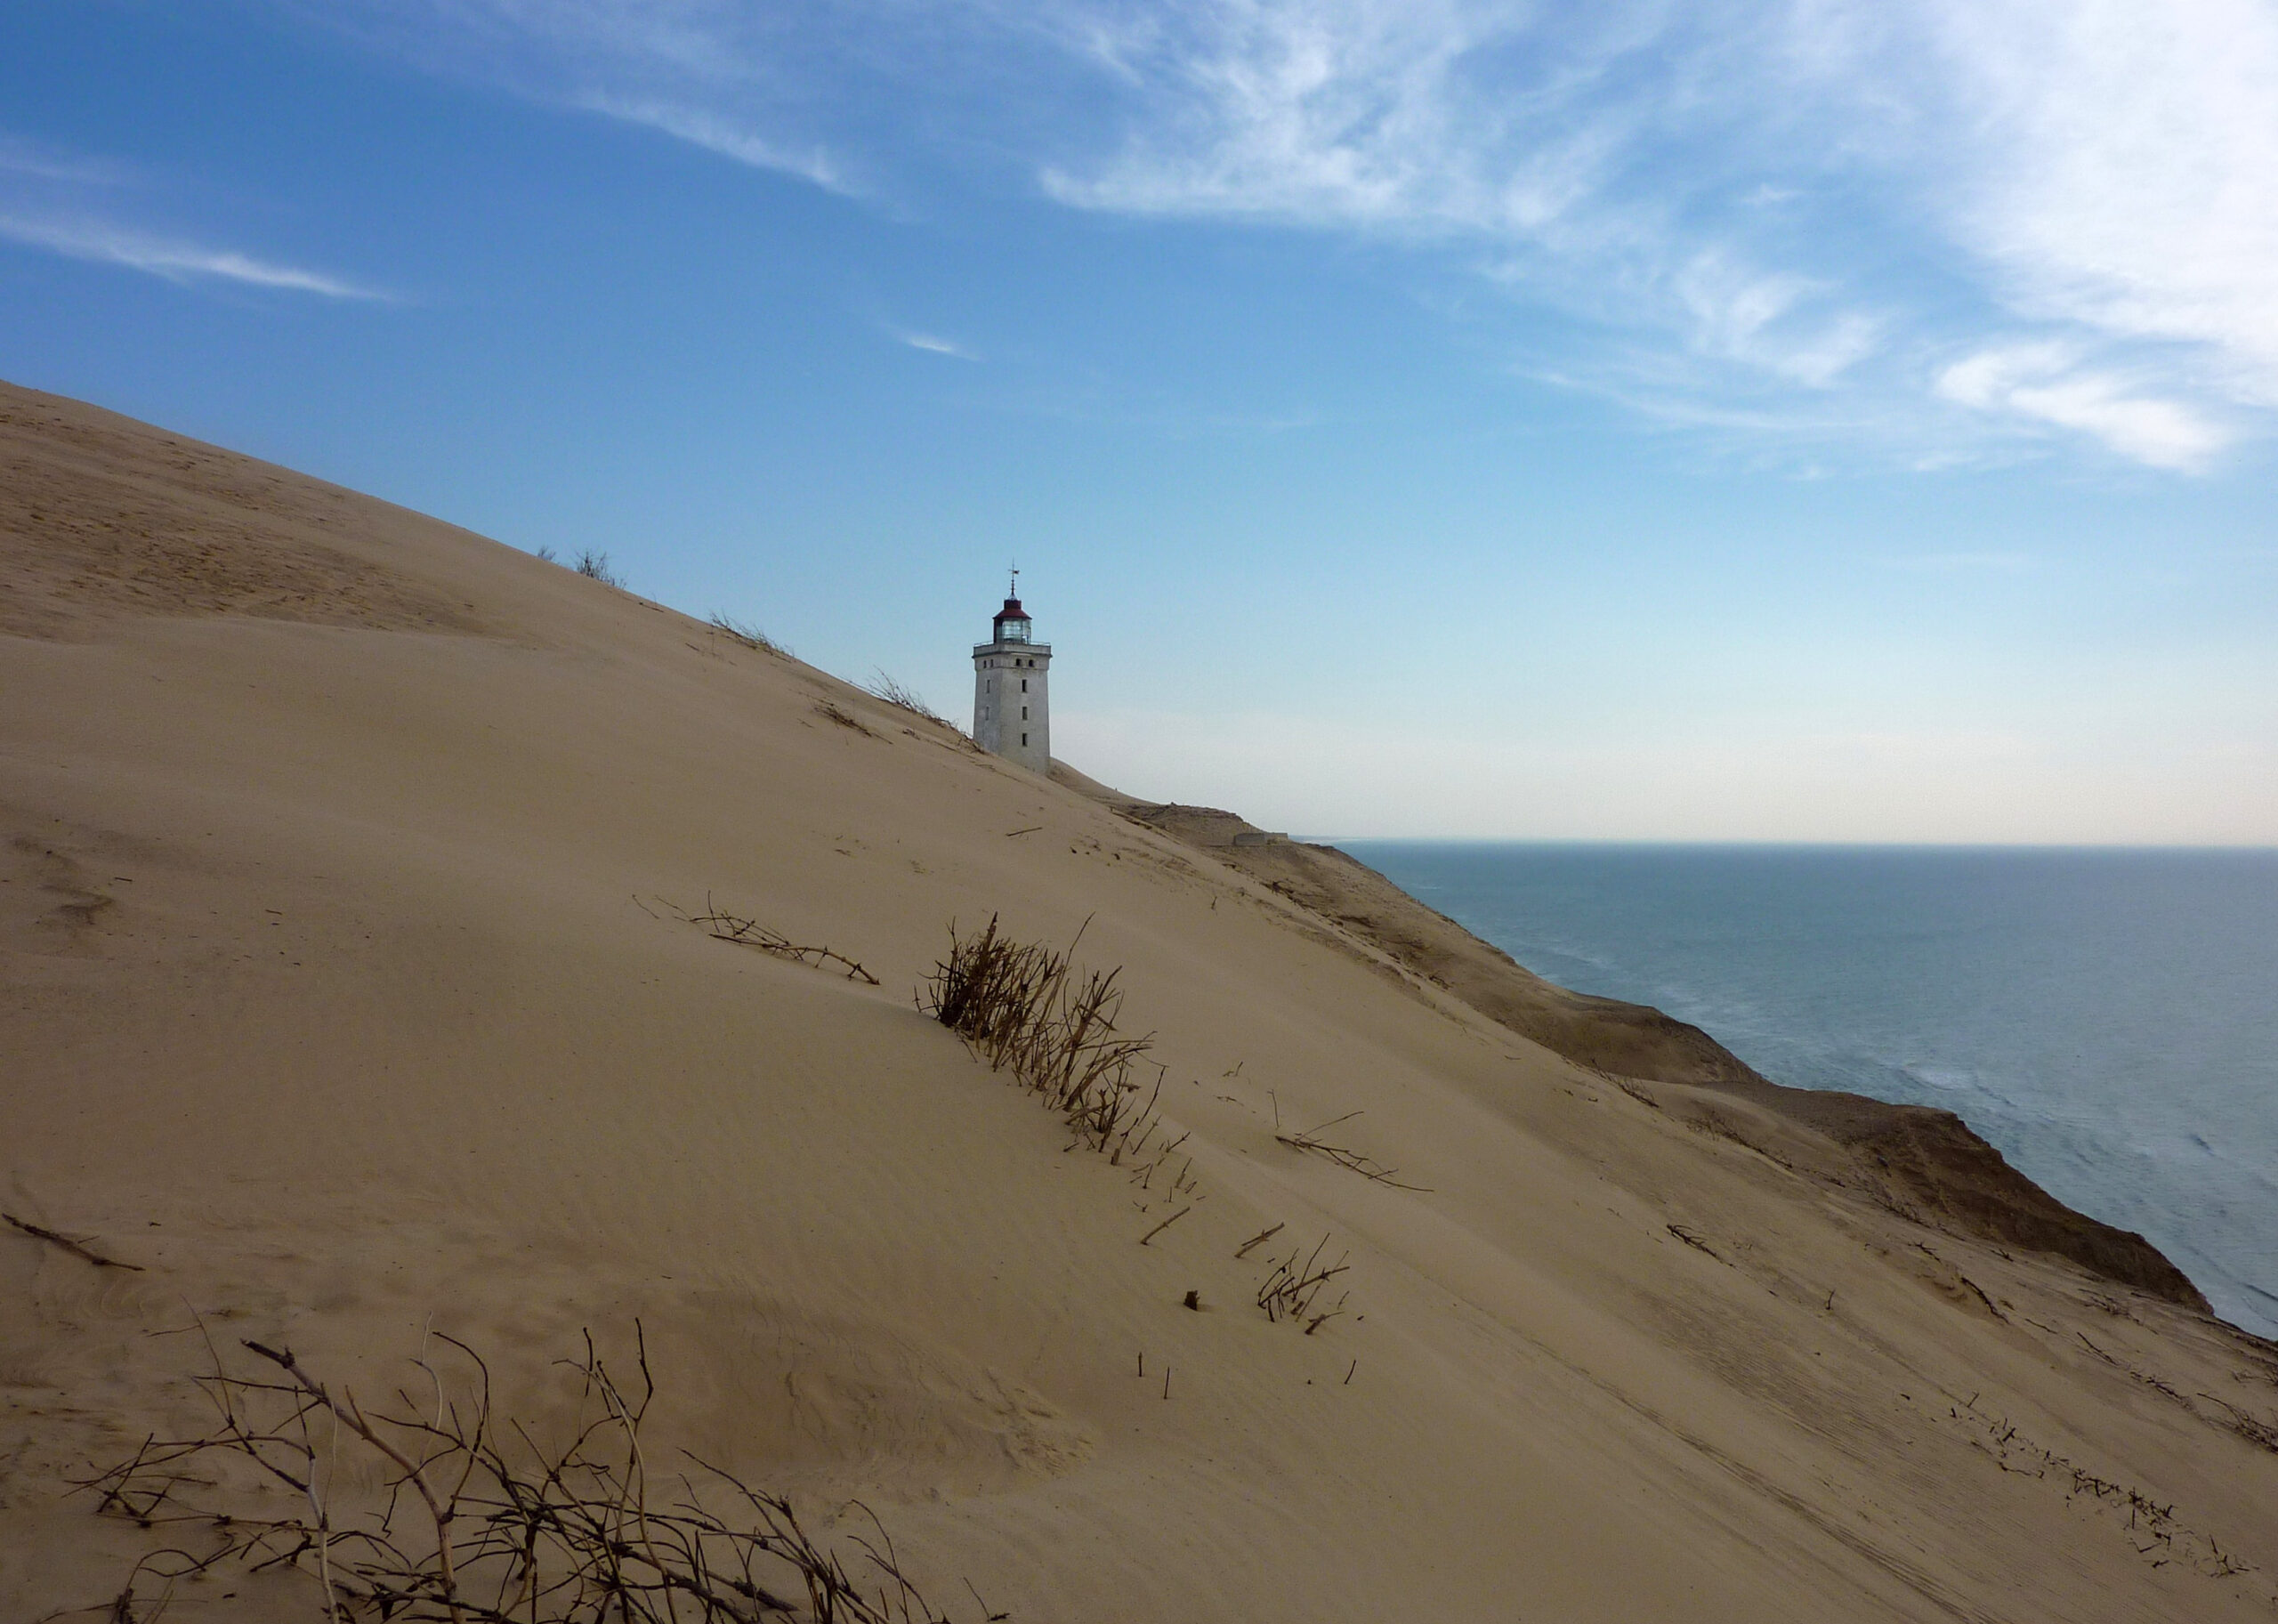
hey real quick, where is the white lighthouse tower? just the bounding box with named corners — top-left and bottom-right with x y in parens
top-left (973, 570), bottom-right (1051, 772)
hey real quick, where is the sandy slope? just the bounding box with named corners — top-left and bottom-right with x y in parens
top-left (1079, 792), bottom-right (2207, 1308)
top-left (4, 379), bottom-right (2275, 1622)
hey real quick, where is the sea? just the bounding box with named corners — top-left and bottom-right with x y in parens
top-left (1337, 842), bottom-right (2278, 1340)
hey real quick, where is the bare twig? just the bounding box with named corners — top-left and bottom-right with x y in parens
top-left (1232, 1222), bottom-right (1285, 1260)
top-left (3, 1213), bottom-right (142, 1271)
top-left (1137, 1207), bottom-right (1192, 1247)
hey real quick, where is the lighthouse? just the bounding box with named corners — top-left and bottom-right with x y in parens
top-left (972, 570), bottom-right (1051, 772)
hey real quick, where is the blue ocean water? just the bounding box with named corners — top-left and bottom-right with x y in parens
top-left (1338, 843), bottom-right (2278, 1339)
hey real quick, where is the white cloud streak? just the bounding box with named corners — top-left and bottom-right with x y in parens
top-left (305, 0), bottom-right (2278, 469)
top-left (1935, 343), bottom-right (2227, 471)
top-left (0, 214), bottom-right (389, 300)
top-left (894, 329), bottom-right (979, 359)
top-left (1917, 0), bottom-right (2278, 386)
top-left (575, 93), bottom-right (852, 191)
top-left (0, 134), bottom-right (133, 186)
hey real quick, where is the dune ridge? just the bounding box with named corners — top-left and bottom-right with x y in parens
top-left (5, 378), bottom-right (2277, 1622)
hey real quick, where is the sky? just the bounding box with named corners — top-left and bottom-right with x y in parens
top-left (2, 0), bottom-right (2274, 842)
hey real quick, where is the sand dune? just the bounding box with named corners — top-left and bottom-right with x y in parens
top-left (1086, 792), bottom-right (2208, 1308)
top-left (4, 378), bottom-right (2276, 1621)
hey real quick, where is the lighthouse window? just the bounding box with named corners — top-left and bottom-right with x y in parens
top-left (1020, 678), bottom-right (1028, 692)
top-left (1021, 706), bottom-right (1028, 720)
top-left (1021, 732), bottom-right (1028, 746)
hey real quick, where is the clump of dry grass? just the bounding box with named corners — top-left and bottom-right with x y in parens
top-left (814, 701), bottom-right (876, 737)
top-left (572, 549), bottom-right (624, 587)
top-left (919, 917), bottom-right (1161, 1161)
top-left (860, 674), bottom-right (946, 727)
top-left (708, 613), bottom-right (788, 658)
top-left (70, 1325), bottom-right (988, 1623)
top-left (1607, 1075), bottom-right (1662, 1111)
top-left (1683, 1108), bottom-right (1753, 1147)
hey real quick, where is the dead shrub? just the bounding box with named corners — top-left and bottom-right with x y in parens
top-left (71, 1325), bottom-right (986, 1623)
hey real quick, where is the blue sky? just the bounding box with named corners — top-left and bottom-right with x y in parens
top-left (3, 0), bottom-right (2273, 841)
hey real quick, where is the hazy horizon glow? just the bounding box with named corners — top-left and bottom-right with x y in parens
top-left (1, 2), bottom-right (2272, 841)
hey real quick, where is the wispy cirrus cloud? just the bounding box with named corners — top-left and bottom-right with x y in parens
top-left (1, 128), bottom-right (389, 300)
top-left (1910, 0), bottom-right (2278, 388)
top-left (1935, 343), bottom-right (2227, 473)
top-left (893, 329), bottom-right (979, 360)
top-left (1021, 0), bottom-right (2275, 466)
top-left (297, 0), bottom-right (2278, 470)
top-left (0, 213), bottom-right (389, 299)
top-left (0, 133), bottom-right (134, 186)
top-left (575, 93), bottom-right (852, 191)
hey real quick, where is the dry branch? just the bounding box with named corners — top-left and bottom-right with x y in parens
top-left (2198, 1393), bottom-right (2278, 1455)
top-left (666, 897), bottom-right (879, 985)
top-left (1272, 1113), bottom-right (1431, 1192)
top-left (1136, 1207), bottom-right (1192, 1248)
top-left (3, 1212), bottom-right (141, 1271)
